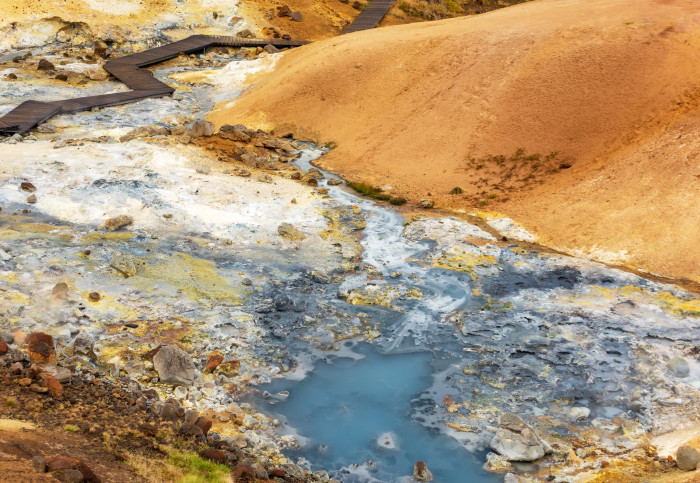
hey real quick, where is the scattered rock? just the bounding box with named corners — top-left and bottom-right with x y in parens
top-left (42, 375), bottom-right (63, 397)
top-left (183, 409), bottom-right (199, 424)
top-left (52, 282), bottom-right (69, 300)
top-left (413, 461), bottom-right (433, 481)
top-left (109, 253), bottom-right (140, 277)
top-left (205, 350), bottom-right (224, 372)
top-left (26, 194), bottom-right (37, 203)
top-left (216, 360), bottom-right (240, 377)
top-left (66, 333), bottom-right (95, 358)
top-left (88, 292), bottom-right (100, 302)
top-left (39, 364), bottom-right (72, 383)
top-left (188, 120), bottom-right (216, 137)
top-left (25, 332), bottom-right (57, 365)
top-left (280, 463), bottom-right (305, 479)
top-left (160, 402), bottom-right (180, 421)
top-left (179, 423), bottom-right (205, 440)
top-left (278, 222), bottom-right (306, 241)
top-left (327, 178), bottom-right (342, 186)
top-left (199, 448), bottom-right (227, 464)
top-left (0, 341), bottom-right (8, 355)
top-left (32, 455), bottom-right (47, 472)
top-left (119, 126), bottom-right (170, 142)
top-left (0, 331), bottom-right (13, 344)
top-left (37, 59), bottom-right (55, 71)
top-left (6, 73), bottom-right (17, 80)
top-left (20, 182), bottom-right (36, 192)
top-left (104, 215), bottom-right (133, 231)
top-left (277, 5), bottom-right (292, 17)
top-left (195, 416), bottom-right (213, 435)
top-left (420, 199), bottom-right (435, 209)
top-left (152, 345), bottom-right (195, 386)
top-left (264, 44), bottom-right (280, 54)
top-left (55, 74), bottom-right (68, 82)
top-left (490, 413), bottom-right (552, 462)
top-left (219, 124), bottom-right (253, 142)
top-left (676, 445), bottom-right (700, 471)
top-left (668, 356), bottom-right (690, 378)
top-left (237, 29), bottom-right (254, 38)
top-left (569, 407), bottom-right (590, 421)
top-left (46, 456), bottom-right (80, 472)
top-left (290, 11), bottom-right (303, 22)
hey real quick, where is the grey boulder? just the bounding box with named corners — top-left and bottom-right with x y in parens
top-left (489, 413), bottom-right (552, 462)
top-left (153, 345), bottom-right (195, 385)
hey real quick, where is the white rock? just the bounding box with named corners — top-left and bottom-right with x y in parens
top-left (570, 407), bottom-right (591, 421)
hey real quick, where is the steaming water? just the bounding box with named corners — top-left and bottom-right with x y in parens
top-left (255, 149), bottom-right (700, 482)
top-left (267, 343), bottom-right (496, 482)
top-left (255, 151), bottom-right (494, 481)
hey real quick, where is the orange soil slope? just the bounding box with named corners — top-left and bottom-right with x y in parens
top-left (209, 0), bottom-right (700, 282)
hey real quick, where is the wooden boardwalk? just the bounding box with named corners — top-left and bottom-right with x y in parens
top-left (0, 2), bottom-right (394, 134)
top-left (343, 0), bottom-right (395, 34)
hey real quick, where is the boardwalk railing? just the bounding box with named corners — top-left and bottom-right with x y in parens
top-left (0, 2), bottom-right (394, 134)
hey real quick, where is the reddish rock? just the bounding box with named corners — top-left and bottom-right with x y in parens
top-left (141, 388), bottom-right (160, 400)
top-left (20, 182), bottom-right (36, 192)
top-left (0, 341), bottom-right (8, 355)
top-left (25, 332), bottom-right (57, 365)
top-left (199, 448), bottom-right (227, 464)
top-left (142, 345), bottom-right (162, 361)
top-left (46, 456), bottom-right (82, 472)
top-left (42, 375), bottom-right (64, 397)
top-left (290, 172), bottom-right (301, 180)
top-left (232, 464), bottom-right (257, 479)
top-left (269, 468), bottom-right (286, 478)
top-left (307, 178), bottom-right (318, 187)
top-left (217, 360), bottom-right (240, 377)
top-left (179, 423), bottom-right (205, 440)
top-left (205, 350), bottom-right (224, 372)
top-left (18, 377), bottom-right (32, 387)
top-left (194, 416), bottom-right (213, 435)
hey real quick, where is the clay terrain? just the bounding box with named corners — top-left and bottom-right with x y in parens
top-left (210, 0), bottom-right (700, 284)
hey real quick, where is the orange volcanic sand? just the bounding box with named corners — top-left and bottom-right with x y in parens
top-left (209, 0), bottom-right (700, 283)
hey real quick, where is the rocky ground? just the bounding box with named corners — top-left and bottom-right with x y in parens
top-left (1, 1), bottom-right (700, 482)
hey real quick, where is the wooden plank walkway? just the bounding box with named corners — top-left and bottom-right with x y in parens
top-left (343, 0), bottom-right (395, 34)
top-left (0, 3), bottom-right (395, 134)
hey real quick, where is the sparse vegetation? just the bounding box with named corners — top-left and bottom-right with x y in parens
top-left (5, 397), bottom-right (17, 408)
top-left (456, 148), bottom-right (569, 205)
top-left (398, 0), bottom-right (531, 21)
top-left (64, 424), bottom-right (78, 432)
top-left (347, 181), bottom-right (406, 205)
top-left (449, 187), bottom-right (463, 195)
top-left (126, 448), bottom-right (231, 483)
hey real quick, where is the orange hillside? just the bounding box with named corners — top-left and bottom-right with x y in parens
top-left (209, 0), bottom-right (700, 283)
